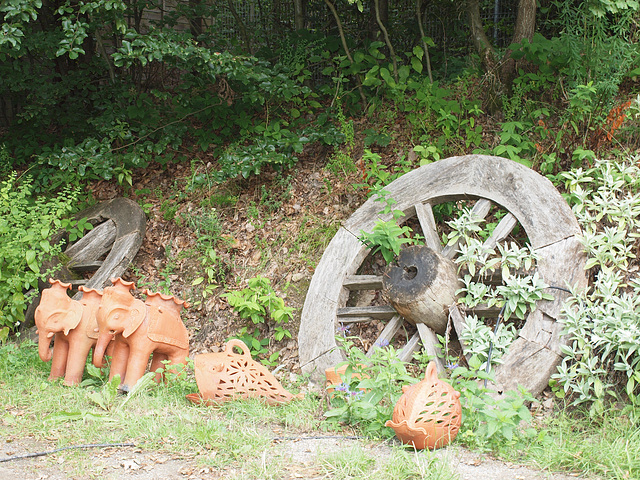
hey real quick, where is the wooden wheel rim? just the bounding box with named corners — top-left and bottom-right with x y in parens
top-left (298, 155), bottom-right (587, 396)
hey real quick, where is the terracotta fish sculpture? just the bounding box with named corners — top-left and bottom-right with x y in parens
top-left (186, 339), bottom-right (303, 406)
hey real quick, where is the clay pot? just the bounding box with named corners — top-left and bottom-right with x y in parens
top-left (324, 364), bottom-right (368, 394)
top-left (385, 361), bottom-right (461, 450)
top-left (186, 339), bottom-right (303, 406)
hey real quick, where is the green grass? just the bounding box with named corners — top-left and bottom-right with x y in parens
top-left (4, 340), bottom-right (640, 479)
top-left (521, 408), bottom-right (640, 480)
top-left (0, 340), bottom-right (458, 478)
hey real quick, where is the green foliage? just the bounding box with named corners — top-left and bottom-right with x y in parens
top-left (457, 315), bottom-right (517, 368)
top-left (552, 157), bottom-right (640, 415)
top-left (450, 358), bottom-right (537, 451)
top-left (223, 276), bottom-right (293, 365)
top-left (358, 219), bottom-right (419, 263)
top-left (448, 204), bottom-right (552, 367)
top-left (185, 208), bottom-right (228, 302)
top-left (324, 336), bottom-right (416, 437)
top-left (0, 173), bottom-right (79, 330)
top-left (496, 273), bottom-right (554, 321)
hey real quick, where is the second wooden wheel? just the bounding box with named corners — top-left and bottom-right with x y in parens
top-left (298, 155), bottom-right (587, 396)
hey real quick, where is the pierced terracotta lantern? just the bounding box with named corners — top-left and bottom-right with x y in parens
top-left (186, 339), bottom-right (303, 406)
top-left (386, 361), bottom-right (462, 450)
top-left (34, 279), bottom-right (107, 385)
top-left (93, 278), bottom-right (190, 392)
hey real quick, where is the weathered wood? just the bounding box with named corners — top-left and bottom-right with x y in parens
top-left (337, 306), bottom-right (397, 320)
top-left (397, 332), bottom-right (421, 363)
top-left (416, 323), bottom-right (445, 373)
top-left (337, 316), bottom-right (379, 324)
top-left (383, 245), bottom-right (460, 333)
top-left (343, 275), bottom-right (383, 290)
top-left (449, 305), bottom-right (472, 363)
top-left (442, 199), bottom-right (492, 259)
top-left (482, 212), bottom-right (517, 250)
top-left (463, 303), bottom-right (502, 318)
top-left (25, 198), bottom-right (146, 327)
top-left (64, 219), bottom-right (116, 265)
top-left (366, 314), bottom-right (404, 356)
top-left (518, 308), bottom-right (566, 356)
top-left (298, 155), bottom-right (586, 391)
top-left (68, 261), bottom-right (104, 273)
top-left (77, 198), bottom-right (147, 293)
top-left (414, 202), bottom-right (441, 252)
top-left (535, 235), bottom-right (588, 319)
top-left (492, 337), bottom-right (562, 395)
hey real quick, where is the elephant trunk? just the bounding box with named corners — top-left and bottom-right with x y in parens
top-left (93, 332), bottom-right (113, 368)
top-left (38, 331), bottom-right (53, 362)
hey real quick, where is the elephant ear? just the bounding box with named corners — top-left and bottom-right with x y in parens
top-left (123, 298), bottom-right (147, 338)
top-left (62, 302), bottom-right (84, 335)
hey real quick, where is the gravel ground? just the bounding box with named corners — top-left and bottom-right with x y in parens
top-left (0, 434), bottom-right (590, 480)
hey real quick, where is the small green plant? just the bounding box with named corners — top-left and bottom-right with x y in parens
top-left (324, 336), bottom-right (416, 437)
top-left (357, 189), bottom-right (423, 264)
top-left (457, 315), bottom-right (517, 368)
top-left (450, 357), bottom-right (537, 451)
top-left (358, 219), bottom-right (419, 263)
top-left (223, 276), bottom-right (293, 365)
top-left (326, 100), bottom-right (357, 175)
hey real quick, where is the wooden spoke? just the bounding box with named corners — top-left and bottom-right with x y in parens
top-left (68, 261), bottom-right (104, 273)
top-left (343, 275), bottom-right (383, 290)
top-left (482, 212), bottom-right (518, 250)
top-left (366, 314), bottom-right (404, 357)
top-left (336, 306), bottom-right (397, 322)
top-left (463, 303), bottom-right (503, 318)
top-left (416, 323), bottom-right (445, 373)
top-left (414, 202), bottom-right (441, 252)
top-left (397, 332), bottom-right (421, 363)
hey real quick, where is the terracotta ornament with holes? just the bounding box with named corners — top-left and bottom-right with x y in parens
top-left (386, 361), bottom-right (462, 449)
top-left (186, 339), bottom-right (303, 406)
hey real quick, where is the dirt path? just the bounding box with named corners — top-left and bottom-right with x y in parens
top-left (0, 434), bottom-right (589, 479)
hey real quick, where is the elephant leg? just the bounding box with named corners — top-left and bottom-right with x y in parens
top-left (108, 341), bottom-right (130, 385)
top-left (49, 336), bottom-right (69, 380)
top-left (63, 341), bottom-right (93, 386)
top-left (150, 352), bottom-right (168, 383)
top-left (121, 350), bottom-right (152, 393)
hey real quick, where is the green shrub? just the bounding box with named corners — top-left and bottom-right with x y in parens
top-left (0, 172), bottom-right (79, 331)
top-left (552, 157), bottom-right (640, 415)
top-left (223, 276), bottom-right (293, 365)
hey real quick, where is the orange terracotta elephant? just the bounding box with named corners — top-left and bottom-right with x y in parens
top-left (92, 278), bottom-right (189, 392)
top-left (34, 279), bottom-right (110, 385)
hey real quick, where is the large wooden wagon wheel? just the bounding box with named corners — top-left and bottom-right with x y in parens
top-left (298, 155), bottom-right (587, 396)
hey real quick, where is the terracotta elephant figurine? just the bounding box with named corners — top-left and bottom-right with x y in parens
top-left (92, 277), bottom-right (190, 392)
top-left (34, 279), bottom-right (111, 385)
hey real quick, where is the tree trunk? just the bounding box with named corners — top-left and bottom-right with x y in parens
top-left (323, 0), bottom-right (367, 106)
top-left (373, 0), bottom-right (398, 83)
top-left (500, 0), bottom-right (536, 87)
top-left (416, 0), bottom-right (433, 83)
top-left (293, 0), bottom-right (306, 30)
top-left (466, 0), bottom-right (494, 63)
